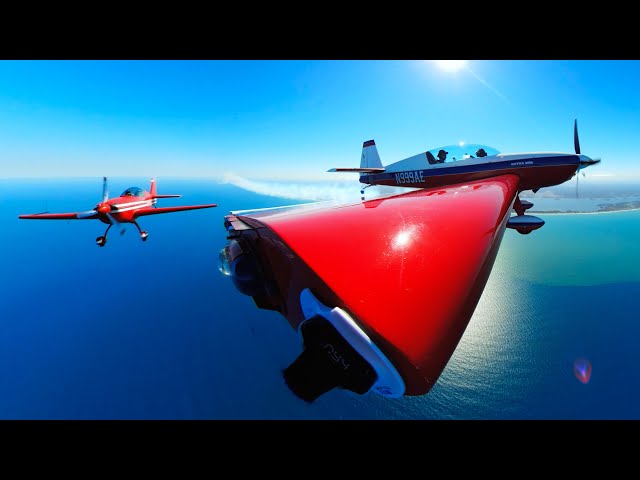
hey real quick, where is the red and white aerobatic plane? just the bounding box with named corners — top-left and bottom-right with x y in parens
top-left (219, 119), bottom-right (600, 403)
top-left (19, 177), bottom-right (217, 247)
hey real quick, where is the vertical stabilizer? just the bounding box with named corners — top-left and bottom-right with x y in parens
top-left (361, 140), bottom-right (383, 170)
top-left (150, 177), bottom-right (182, 199)
top-left (150, 177), bottom-right (157, 197)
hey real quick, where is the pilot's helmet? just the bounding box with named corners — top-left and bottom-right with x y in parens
top-left (437, 149), bottom-right (448, 159)
top-left (476, 148), bottom-right (487, 157)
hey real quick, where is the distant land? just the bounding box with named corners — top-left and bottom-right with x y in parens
top-left (521, 179), bottom-right (640, 214)
top-left (530, 201), bottom-right (640, 214)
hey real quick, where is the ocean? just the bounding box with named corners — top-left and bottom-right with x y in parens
top-left (1, 177), bottom-right (639, 419)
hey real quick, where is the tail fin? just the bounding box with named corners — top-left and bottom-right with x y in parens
top-left (150, 178), bottom-right (182, 199)
top-left (360, 139), bottom-right (383, 170)
top-left (327, 139), bottom-right (385, 173)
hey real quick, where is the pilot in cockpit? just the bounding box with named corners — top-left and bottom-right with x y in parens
top-left (436, 149), bottom-right (448, 163)
top-left (476, 148), bottom-right (487, 158)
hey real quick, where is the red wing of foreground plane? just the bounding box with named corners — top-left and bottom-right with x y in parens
top-left (219, 119), bottom-right (601, 403)
top-left (219, 175), bottom-right (519, 402)
top-left (19, 177), bottom-right (217, 246)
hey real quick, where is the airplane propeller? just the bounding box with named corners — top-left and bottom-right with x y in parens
top-left (576, 170), bottom-right (585, 198)
top-left (78, 177), bottom-right (126, 235)
top-left (106, 212), bottom-right (126, 236)
top-left (573, 119), bottom-right (601, 198)
top-left (102, 175), bottom-right (109, 203)
top-left (102, 178), bottom-right (125, 236)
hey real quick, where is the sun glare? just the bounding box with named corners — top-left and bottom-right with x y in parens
top-left (435, 60), bottom-right (467, 72)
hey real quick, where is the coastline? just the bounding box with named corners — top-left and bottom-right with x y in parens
top-left (529, 206), bottom-right (640, 216)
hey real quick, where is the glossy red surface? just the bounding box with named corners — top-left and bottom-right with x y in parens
top-left (253, 175), bottom-right (519, 394)
top-left (97, 203), bottom-right (111, 214)
top-left (134, 204), bottom-right (217, 218)
top-left (18, 212), bottom-right (81, 220)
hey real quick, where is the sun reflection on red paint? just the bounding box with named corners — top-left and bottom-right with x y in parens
top-left (573, 358), bottom-right (592, 384)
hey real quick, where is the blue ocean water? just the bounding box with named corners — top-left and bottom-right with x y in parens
top-left (1, 177), bottom-right (639, 419)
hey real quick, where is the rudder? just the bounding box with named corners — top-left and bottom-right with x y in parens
top-left (361, 140), bottom-right (383, 170)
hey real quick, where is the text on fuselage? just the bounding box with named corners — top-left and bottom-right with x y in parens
top-left (395, 171), bottom-right (425, 184)
top-left (510, 161), bottom-right (534, 166)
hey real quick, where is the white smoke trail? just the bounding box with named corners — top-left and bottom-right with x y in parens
top-left (221, 172), bottom-right (413, 203)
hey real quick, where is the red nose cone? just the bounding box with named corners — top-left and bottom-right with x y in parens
top-left (97, 203), bottom-right (111, 214)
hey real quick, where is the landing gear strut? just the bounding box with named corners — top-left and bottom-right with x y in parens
top-left (95, 221), bottom-right (149, 245)
top-left (133, 220), bottom-right (149, 242)
top-left (96, 224), bottom-right (112, 247)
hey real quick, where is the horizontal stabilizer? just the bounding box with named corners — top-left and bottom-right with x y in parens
top-left (327, 167), bottom-right (386, 173)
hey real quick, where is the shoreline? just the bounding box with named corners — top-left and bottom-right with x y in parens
top-left (529, 206), bottom-right (640, 216)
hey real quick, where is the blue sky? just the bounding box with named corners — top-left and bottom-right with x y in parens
top-left (1, 60), bottom-right (639, 181)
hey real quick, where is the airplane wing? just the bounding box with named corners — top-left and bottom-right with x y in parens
top-left (220, 174), bottom-right (520, 402)
top-left (19, 210), bottom-right (99, 220)
top-left (133, 204), bottom-right (217, 217)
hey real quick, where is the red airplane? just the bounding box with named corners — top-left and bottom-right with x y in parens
top-left (19, 177), bottom-right (217, 246)
top-left (218, 119), bottom-right (600, 403)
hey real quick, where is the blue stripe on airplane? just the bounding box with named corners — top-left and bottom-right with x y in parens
top-left (365, 155), bottom-right (578, 183)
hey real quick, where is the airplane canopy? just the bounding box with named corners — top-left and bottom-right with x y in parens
top-left (427, 144), bottom-right (500, 164)
top-left (121, 187), bottom-right (148, 197)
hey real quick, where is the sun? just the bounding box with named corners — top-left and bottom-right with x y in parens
top-left (434, 60), bottom-right (468, 72)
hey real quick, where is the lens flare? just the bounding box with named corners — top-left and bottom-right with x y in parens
top-left (573, 358), bottom-right (592, 384)
top-left (435, 60), bottom-right (467, 72)
top-left (218, 247), bottom-right (232, 276)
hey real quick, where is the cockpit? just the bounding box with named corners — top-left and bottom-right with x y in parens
top-left (425, 144), bottom-right (500, 165)
top-left (120, 187), bottom-right (147, 197)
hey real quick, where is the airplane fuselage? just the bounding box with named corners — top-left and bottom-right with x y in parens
top-left (361, 152), bottom-right (584, 193)
top-left (97, 194), bottom-right (155, 224)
